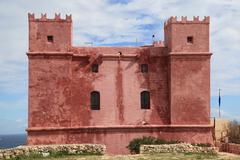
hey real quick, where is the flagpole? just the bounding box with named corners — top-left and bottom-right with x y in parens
top-left (218, 89), bottom-right (221, 118)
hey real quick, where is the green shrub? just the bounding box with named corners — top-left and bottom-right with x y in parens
top-left (127, 136), bottom-right (181, 154)
top-left (49, 150), bottom-right (69, 157)
top-left (191, 143), bottom-right (212, 147)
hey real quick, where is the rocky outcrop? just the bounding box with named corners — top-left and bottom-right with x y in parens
top-left (140, 143), bottom-right (217, 154)
top-left (0, 144), bottom-right (106, 159)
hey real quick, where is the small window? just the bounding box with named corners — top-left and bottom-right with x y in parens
top-left (90, 91), bottom-right (100, 110)
top-left (47, 35), bottom-right (54, 43)
top-left (92, 64), bottom-right (98, 73)
top-left (141, 91), bottom-right (150, 109)
top-left (187, 36), bottom-right (193, 44)
top-left (141, 64), bottom-right (148, 73)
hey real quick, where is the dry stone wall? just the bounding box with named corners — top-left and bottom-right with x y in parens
top-left (219, 143), bottom-right (240, 155)
top-left (140, 143), bottom-right (217, 154)
top-left (0, 144), bottom-right (106, 159)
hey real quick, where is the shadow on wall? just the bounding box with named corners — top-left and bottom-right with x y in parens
top-left (137, 48), bottom-right (170, 125)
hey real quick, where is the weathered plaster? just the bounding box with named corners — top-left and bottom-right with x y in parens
top-left (27, 14), bottom-right (212, 154)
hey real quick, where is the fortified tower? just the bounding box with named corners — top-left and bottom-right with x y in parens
top-left (164, 16), bottom-right (211, 125)
top-left (27, 14), bottom-right (213, 154)
top-left (27, 13), bottom-right (73, 129)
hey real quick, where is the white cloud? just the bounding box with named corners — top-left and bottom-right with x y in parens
top-left (16, 119), bottom-right (23, 123)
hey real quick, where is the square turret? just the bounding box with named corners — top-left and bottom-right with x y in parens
top-left (164, 16), bottom-right (210, 53)
top-left (28, 13), bottom-right (72, 52)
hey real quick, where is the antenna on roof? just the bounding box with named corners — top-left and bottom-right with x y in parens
top-left (152, 34), bottom-right (155, 43)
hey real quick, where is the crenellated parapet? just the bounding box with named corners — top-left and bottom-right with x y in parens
top-left (28, 13), bottom-right (72, 52)
top-left (153, 40), bottom-right (165, 47)
top-left (28, 13), bottom-right (72, 22)
top-left (164, 16), bottom-right (209, 27)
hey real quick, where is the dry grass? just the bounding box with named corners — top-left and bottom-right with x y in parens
top-left (15, 152), bottom-right (240, 160)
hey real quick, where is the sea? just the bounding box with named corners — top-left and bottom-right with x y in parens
top-left (0, 134), bottom-right (27, 149)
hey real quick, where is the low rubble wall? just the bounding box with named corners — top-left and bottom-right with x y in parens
top-left (219, 143), bottom-right (240, 155)
top-left (0, 144), bottom-right (106, 159)
top-left (140, 143), bottom-right (217, 154)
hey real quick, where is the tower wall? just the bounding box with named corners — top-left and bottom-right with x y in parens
top-left (28, 55), bottom-right (72, 128)
top-left (28, 13), bottom-right (73, 129)
top-left (165, 16), bottom-right (211, 125)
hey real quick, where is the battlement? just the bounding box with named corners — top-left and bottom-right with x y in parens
top-left (153, 40), bottom-right (165, 47)
top-left (164, 16), bottom-right (209, 27)
top-left (28, 13), bottom-right (72, 22)
top-left (28, 13), bottom-right (72, 52)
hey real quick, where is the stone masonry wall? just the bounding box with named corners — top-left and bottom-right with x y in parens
top-left (140, 143), bottom-right (217, 154)
top-left (219, 143), bottom-right (240, 155)
top-left (0, 144), bottom-right (106, 159)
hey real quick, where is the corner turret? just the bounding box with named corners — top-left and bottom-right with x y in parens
top-left (164, 16), bottom-right (209, 53)
top-left (28, 13), bottom-right (72, 52)
top-left (165, 16), bottom-right (211, 125)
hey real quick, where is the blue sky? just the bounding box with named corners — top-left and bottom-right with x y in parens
top-left (0, 0), bottom-right (239, 134)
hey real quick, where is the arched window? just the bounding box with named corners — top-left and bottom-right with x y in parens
top-left (141, 91), bottom-right (150, 109)
top-left (90, 91), bottom-right (100, 110)
top-left (141, 64), bottom-right (148, 73)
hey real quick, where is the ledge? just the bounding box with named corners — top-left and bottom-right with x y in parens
top-left (27, 124), bottom-right (214, 132)
top-left (27, 52), bottom-right (139, 58)
top-left (73, 53), bottom-right (138, 58)
top-left (26, 52), bottom-right (74, 58)
top-left (168, 52), bottom-right (212, 56)
top-left (26, 52), bottom-right (212, 58)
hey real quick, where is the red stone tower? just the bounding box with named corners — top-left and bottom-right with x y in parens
top-left (27, 14), bottom-right (213, 154)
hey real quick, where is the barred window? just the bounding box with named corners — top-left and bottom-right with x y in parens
top-left (90, 91), bottom-right (100, 110)
top-left (141, 91), bottom-right (150, 109)
top-left (141, 64), bottom-right (148, 73)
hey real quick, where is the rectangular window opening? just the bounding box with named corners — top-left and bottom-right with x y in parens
top-left (187, 36), bottom-right (193, 44)
top-left (141, 64), bottom-right (148, 73)
top-left (92, 64), bottom-right (99, 73)
top-left (47, 35), bottom-right (54, 43)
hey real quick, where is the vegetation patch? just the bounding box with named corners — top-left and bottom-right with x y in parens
top-left (9, 150), bottom-right (103, 160)
top-left (6, 152), bottom-right (240, 160)
top-left (227, 120), bottom-right (240, 144)
top-left (191, 143), bottom-right (212, 147)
